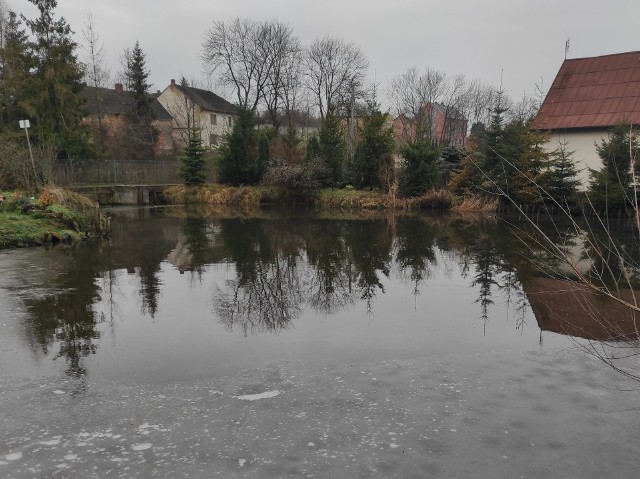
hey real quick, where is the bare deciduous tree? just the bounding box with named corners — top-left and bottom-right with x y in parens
top-left (303, 35), bottom-right (369, 121)
top-left (201, 18), bottom-right (269, 112)
top-left (0, 0), bottom-right (9, 50)
top-left (259, 21), bottom-right (302, 131)
top-left (81, 12), bottom-right (110, 148)
top-left (387, 66), bottom-right (447, 143)
top-left (388, 67), bottom-right (501, 145)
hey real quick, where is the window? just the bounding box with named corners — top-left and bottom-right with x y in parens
top-left (210, 114), bottom-right (217, 125)
top-left (227, 116), bottom-right (233, 126)
top-left (209, 134), bottom-right (220, 146)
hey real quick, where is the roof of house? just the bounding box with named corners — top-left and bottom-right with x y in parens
top-left (174, 84), bottom-right (237, 115)
top-left (80, 86), bottom-right (172, 121)
top-left (534, 51), bottom-right (640, 130)
top-left (524, 276), bottom-right (639, 341)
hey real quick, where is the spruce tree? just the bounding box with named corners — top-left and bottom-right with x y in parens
top-left (545, 141), bottom-right (580, 207)
top-left (22, 0), bottom-right (91, 157)
top-left (180, 127), bottom-right (206, 186)
top-left (588, 124), bottom-right (639, 213)
top-left (350, 105), bottom-right (394, 190)
top-left (398, 140), bottom-right (440, 197)
top-left (218, 107), bottom-right (263, 185)
top-left (0, 11), bottom-right (30, 131)
top-left (127, 41), bottom-right (152, 122)
top-left (317, 110), bottom-right (346, 186)
top-left (123, 41), bottom-right (155, 160)
top-left (509, 121), bottom-right (549, 205)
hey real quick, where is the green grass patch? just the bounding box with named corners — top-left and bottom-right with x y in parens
top-left (0, 187), bottom-right (102, 249)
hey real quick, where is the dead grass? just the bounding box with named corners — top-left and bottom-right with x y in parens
top-left (163, 184), bottom-right (268, 208)
top-left (163, 184), bottom-right (460, 212)
top-left (40, 185), bottom-right (97, 212)
top-left (451, 195), bottom-right (499, 213)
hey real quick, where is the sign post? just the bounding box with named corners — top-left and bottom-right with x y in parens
top-left (19, 119), bottom-right (38, 188)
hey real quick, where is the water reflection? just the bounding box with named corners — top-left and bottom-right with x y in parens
top-left (8, 207), bottom-right (640, 377)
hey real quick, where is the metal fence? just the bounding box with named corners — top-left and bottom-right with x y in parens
top-left (50, 159), bottom-right (185, 185)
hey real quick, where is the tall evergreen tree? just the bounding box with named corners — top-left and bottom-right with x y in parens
top-left (588, 124), bottom-right (640, 212)
top-left (0, 10), bottom-right (30, 131)
top-left (317, 110), bottom-right (346, 185)
top-left (127, 41), bottom-right (152, 122)
top-left (398, 140), bottom-right (440, 197)
top-left (21, 0), bottom-right (90, 157)
top-left (122, 41), bottom-right (155, 160)
top-left (509, 120), bottom-right (550, 204)
top-left (350, 105), bottom-right (394, 190)
top-left (218, 107), bottom-right (264, 185)
top-left (545, 141), bottom-right (580, 207)
top-left (179, 127), bottom-right (206, 186)
top-left (478, 90), bottom-right (510, 194)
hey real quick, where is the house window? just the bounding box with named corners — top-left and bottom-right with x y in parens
top-left (209, 134), bottom-right (220, 146)
top-left (210, 114), bottom-right (217, 125)
top-left (227, 116), bottom-right (233, 126)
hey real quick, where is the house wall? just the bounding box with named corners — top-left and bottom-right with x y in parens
top-left (156, 85), bottom-right (234, 149)
top-left (544, 129), bottom-right (607, 189)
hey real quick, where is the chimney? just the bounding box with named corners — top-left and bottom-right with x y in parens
top-left (115, 83), bottom-right (123, 94)
top-left (171, 79), bottom-right (176, 86)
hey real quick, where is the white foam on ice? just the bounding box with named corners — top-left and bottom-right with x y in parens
top-left (234, 390), bottom-right (280, 401)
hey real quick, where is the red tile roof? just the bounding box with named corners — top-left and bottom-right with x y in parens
top-left (534, 51), bottom-right (640, 130)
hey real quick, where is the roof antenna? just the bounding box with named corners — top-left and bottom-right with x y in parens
top-left (564, 38), bottom-right (570, 60)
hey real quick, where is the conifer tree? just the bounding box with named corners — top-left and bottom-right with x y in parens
top-left (121, 40), bottom-right (155, 160)
top-left (545, 141), bottom-right (580, 207)
top-left (0, 10), bottom-right (30, 131)
top-left (218, 107), bottom-right (264, 185)
top-left (588, 124), bottom-right (639, 212)
top-left (350, 104), bottom-right (394, 190)
top-left (22, 0), bottom-right (90, 157)
top-left (179, 127), bottom-right (206, 186)
top-left (398, 140), bottom-right (440, 197)
top-left (317, 110), bottom-right (346, 186)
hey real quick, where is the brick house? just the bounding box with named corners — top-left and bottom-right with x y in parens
top-left (392, 103), bottom-right (468, 147)
top-left (81, 83), bottom-right (174, 154)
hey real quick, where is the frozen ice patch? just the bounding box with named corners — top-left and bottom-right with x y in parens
top-left (53, 390), bottom-right (65, 395)
top-left (40, 439), bottom-right (60, 446)
top-left (5, 452), bottom-right (22, 461)
top-left (390, 443), bottom-right (399, 448)
top-left (234, 390), bottom-right (280, 401)
top-left (131, 443), bottom-right (152, 451)
top-left (238, 459), bottom-right (246, 467)
top-left (64, 455), bottom-right (78, 461)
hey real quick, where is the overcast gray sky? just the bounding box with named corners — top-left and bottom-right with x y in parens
top-left (16, 0), bottom-right (640, 111)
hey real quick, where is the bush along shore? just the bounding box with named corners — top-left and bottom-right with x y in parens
top-left (0, 187), bottom-right (109, 249)
top-left (162, 184), bottom-right (495, 212)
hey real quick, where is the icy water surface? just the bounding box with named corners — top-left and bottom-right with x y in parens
top-left (1, 207), bottom-right (639, 478)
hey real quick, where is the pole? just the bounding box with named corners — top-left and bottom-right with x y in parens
top-left (20, 120), bottom-right (39, 188)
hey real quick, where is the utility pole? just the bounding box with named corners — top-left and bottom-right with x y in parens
top-left (19, 119), bottom-right (39, 188)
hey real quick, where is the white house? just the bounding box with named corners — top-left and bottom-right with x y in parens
top-left (156, 79), bottom-right (237, 149)
top-left (534, 51), bottom-right (640, 188)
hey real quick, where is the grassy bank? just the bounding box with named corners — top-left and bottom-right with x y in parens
top-left (162, 184), bottom-right (482, 211)
top-left (0, 187), bottom-right (104, 249)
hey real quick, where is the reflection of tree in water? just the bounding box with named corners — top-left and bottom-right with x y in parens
top-left (23, 244), bottom-right (104, 378)
top-left (345, 219), bottom-right (393, 313)
top-left (447, 217), bottom-right (536, 331)
top-left (394, 217), bottom-right (439, 297)
top-left (214, 219), bottom-right (304, 335)
top-left (304, 221), bottom-right (357, 315)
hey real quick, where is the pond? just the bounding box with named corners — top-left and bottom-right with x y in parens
top-left (1, 206), bottom-right (639, 478)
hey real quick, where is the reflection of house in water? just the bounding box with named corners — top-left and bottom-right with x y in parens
top-left (524, 276), bottom-right (639, 341)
